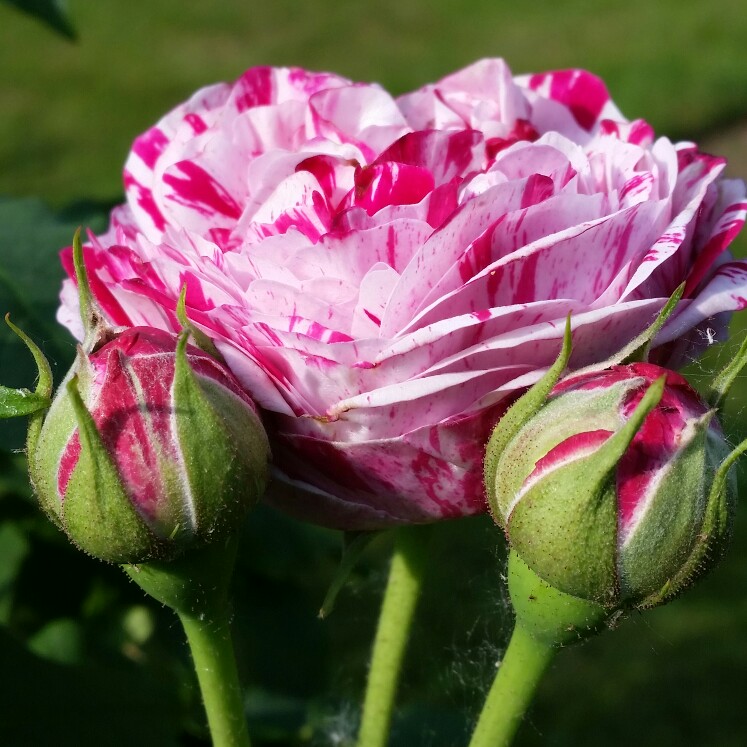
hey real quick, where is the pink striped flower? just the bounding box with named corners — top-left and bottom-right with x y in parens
top-left (31, 327), bottom-right (270, 562)
top-left (486, 362), bottom-right (733, 607)
top-left (58, 60), bottom-right (747, 529)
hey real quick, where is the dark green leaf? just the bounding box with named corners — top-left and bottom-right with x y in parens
top-left (2, 0), bottom-right (76, 40)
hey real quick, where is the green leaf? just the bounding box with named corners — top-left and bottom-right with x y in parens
top-left (27, 617), bottom-right (83, 665)
top-left (2, 0), bottom-right (76, 40)
top-left (0, 523), bottom-right (30, 624)
top-left (172, 330), bottom-right (269, 541)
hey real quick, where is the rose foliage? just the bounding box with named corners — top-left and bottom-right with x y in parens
top-left (58, 59), bottom-right (747, 529)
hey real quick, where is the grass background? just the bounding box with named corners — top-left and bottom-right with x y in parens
top-left (1, 1), bottom-right (747, 745)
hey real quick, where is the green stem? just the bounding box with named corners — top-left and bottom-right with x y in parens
top-left (123, 537), bottom-right (251, 747)
top-left (179, 606), bottom-right (251, 747)
top-left (356, 525), bottom-right (432, 747)
top-left (467, 552), bottom-right (609, 747)
top-left (467, 623), bottom-right (555, 747)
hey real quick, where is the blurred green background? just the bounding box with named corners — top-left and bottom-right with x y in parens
top-left (1, 1), bottom-right (747, 745)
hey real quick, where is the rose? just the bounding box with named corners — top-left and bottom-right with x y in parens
top-left (57, 59), bottom-right (747, 529)
top-left (485, 361), bottom-right (733, 608)
top-left (30, 326), bottom-right (270, 562)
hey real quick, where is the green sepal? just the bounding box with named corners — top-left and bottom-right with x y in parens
top-left (62, 375), bottom-right (162, 563)
top-left (621, 283), bottom-right (684, 363)
top-left (172, 332), bottom-right (270, 542)
top-left (176, 286), bottom-right (225, 363)
top-left (569, 284), bottom-right (685, 382)
top-left (619, 411), bottom-right (714, 604)
top-left (0, 385), bottom-right (50, 417)
top-left (319, 530), bottom-right (387, 619)
top-left (508, 551), bottom-right (608, 648)
top-left (123, 533), bottom-right (239, 616)
top-left (508, 376), bottom-right (665, 605)
top-left (643, 431), bottom-right (743, 608)
top-left (485, 316), bottom-right (572, 527)
top-left (5, 314), bottom-right (54, 462)
top-left (72, 227), bottom-right (95, 344)
top-left (4, 314), bottom-right (53, 399)
top-left (704, 333), bottom-right (747, 409)
top-left (71, 227), bottom-right (114, 352)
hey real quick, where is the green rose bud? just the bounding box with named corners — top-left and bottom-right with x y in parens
top-left (28, 326), bottom-right (270, 563)
top-left (486, 347), bottom-right (738, 610)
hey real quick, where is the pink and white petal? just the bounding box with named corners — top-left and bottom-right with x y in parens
top-left (381, 178), bottom-right (560, 336)
top-left (351, 263), bottom-right (400, 338)
top-left (410, 301), bottom-right (669, 397)
top-left (516, 69), bottom-right (622, 131)
top-left (156, 159), bottom-right (243, 239)
top-left (243, 278), bottom-right (353, 335)
top-left (268, 429), bottom-right (485, 526)
top-left (683, 189), bottom-right (747, 296)
top-left (240, 170), bottom-right (332, 243)
top-left (660, 260), bottom-right (747, 343)
top-left (231, 99), bottom-right (308, 155)
top-left (374, 129), bottom-right (487, 186)
top-left (287, 219), bottom-right (431, 283)
top-left (307, 84), bottom-right (411, 160)
top-left (326, 367), bottom-right (531, 441)
top-left (376, 300), bottom-right (579, 375)
top-left (57, 277), bottom-right (85, 341)
top-left (404, 197), bottom-right (662, 333)
top-left (348, 162), bottom-right (435, 216)
top-left (411, 191), bottom-right (611, 321)
top-left (417, 58), bottom-right (531, 133)
top-left (620, 165), bottom-right (729, 300)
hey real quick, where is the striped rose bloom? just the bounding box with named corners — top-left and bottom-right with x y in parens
top-left (58, 60), bottom-right (747, 529)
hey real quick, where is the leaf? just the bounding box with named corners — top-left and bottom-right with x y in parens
top-left (2, 0), bottom-right (77, 40)
top-left (0, 197), bottom-right (109, 450)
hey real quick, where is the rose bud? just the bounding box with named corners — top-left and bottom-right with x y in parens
top-left (485, 326), bottom-right (739, 609)
top-left (27, 326), bottom-right (270, 564)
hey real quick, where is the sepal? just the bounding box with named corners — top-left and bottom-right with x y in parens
top-left (173, 331), bottom-right (270, 542)
top-left (176, 286), bottom-right (225, 363)
top-left (0, 386), bottom-right (50, 418)
top-left (62, 375), bottom-right (161, 562)
top-left (485, 316), bottom-right (571, 526)
top-left (507, 551), bottom-right (608, 648)
top-left (705, 333), bottom-right (747, 409)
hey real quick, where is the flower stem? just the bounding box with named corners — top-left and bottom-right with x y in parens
top-left (467, 622), bottom-right (555, 747)
top-left (356, 524), bottom-right (432, 747)
top-left (467, 552), bottom-right (608, 746)
top-left (179, 606), bottom-right (251, 747)
top-left (123, 537), bottom-right (251, 747)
